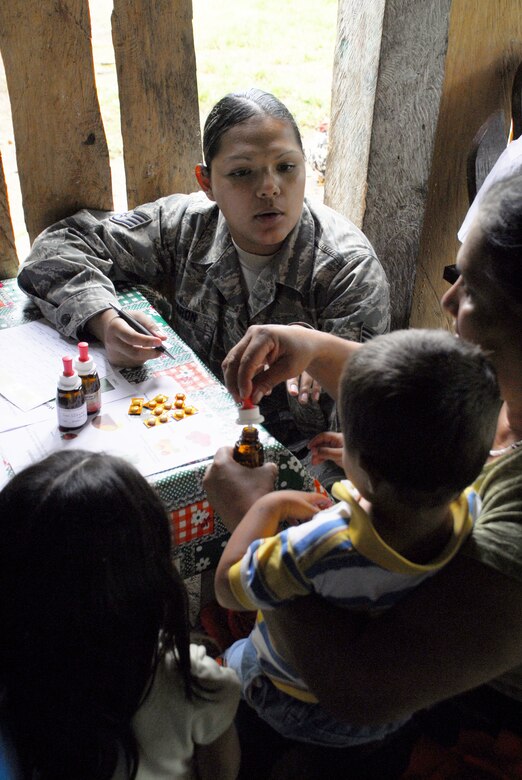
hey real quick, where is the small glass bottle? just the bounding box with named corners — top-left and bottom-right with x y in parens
top-left (74, 341), bottom-right (101, 415)
top-left (233, 426), bottom-right (264, 468)
top-left (57, 356), bottom-right (87, 432)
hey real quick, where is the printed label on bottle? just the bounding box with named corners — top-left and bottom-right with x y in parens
top-left (58, 405), bottom-right (88, 429)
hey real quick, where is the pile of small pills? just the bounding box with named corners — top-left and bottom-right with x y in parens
top-left (127, 393), bottom-right (198, 427)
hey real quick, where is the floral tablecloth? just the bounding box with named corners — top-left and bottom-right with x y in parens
top-left (0, 278), bottom-right (326, 581)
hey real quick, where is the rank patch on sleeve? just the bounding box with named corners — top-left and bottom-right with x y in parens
top-left (109, 210), bottom-right (152, 229)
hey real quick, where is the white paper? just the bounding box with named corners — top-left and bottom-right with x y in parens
top-left (0, 370), bottom-right (135, 433)
top-left (0, 319), bottom-right (114, 411)
top-left (0, 394), bottom-right (243, 479)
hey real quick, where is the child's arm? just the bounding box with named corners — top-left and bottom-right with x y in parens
top-left (215, 490), bottom-right (326, 611)
top-left (194, 723), bottom-right (240, 780)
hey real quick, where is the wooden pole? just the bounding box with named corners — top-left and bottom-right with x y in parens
top-left (0, 152), bottom-right (17, 277)
top-left (0, 0), bottom-right (113, 243)
top-left (410, 0), bottom-right (522, 330)
top-left (326, 0), bottom-right (452, 329)
top-left (112, 0), bottom-right (202, 207)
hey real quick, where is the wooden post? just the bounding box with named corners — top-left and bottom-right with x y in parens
top-left (0, 153), bottom-right (17, 278)
top-left (112, 0), bottom-right (202, 207)
top-left (410, 0), bottom-right (522, 330)
top-left (326, 0), bottom-right (452, 330)
top-left (0, 0), bottom-right (113, 244)
top-left (324, 1), bottom-right (385, 229)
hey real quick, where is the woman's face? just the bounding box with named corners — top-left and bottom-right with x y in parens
top-left (200, 114), bottom-right (306, 255)
top-left (441, 220), bottom-right (506, 353)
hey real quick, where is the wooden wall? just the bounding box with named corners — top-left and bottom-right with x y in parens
top-left (327, 0), bottom-right (522, 330)
top-left (2, 0), bottom-right (522, 334)
top-left (0, 0), bottom-right (200, 278)
top-left (326, 0), bottom-right (451, 330)
top-left (410, 0), bottom-right (522, 329)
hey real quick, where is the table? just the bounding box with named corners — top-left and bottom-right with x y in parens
top-left (0, 278), bottom-right (327, 593)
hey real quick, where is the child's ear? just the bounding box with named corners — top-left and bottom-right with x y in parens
top-left (195, 164), bottom-right (214, 200)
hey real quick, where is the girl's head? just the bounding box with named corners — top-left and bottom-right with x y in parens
top-left (0, 450), bottom-right (191, 780)
top-left (195, 89), bottom-right (306, 255)
top-left (442, 174), bottom-right (522, 357)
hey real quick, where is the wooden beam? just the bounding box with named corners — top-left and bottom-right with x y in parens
top-left (0, 0), bottom-right (113, 243)
top-left (324, 0), bottom-right (385, 228)
top-left (0, 151), bottom-right (18, 278)
top-left (326, 0), bottom-right (451, 329)
top-left (112, 0), bottom-right (201, 207)
top-left (410, 0), bottom-right (522, 329)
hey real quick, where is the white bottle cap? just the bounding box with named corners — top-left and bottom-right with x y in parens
top-left (236, 399), bottom-right (264, 425)
top-left (58, 356), bottom-right (82, 390)
top-left (73, 341), bottom-right (95, 375)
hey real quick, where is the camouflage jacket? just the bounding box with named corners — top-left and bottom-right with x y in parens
top-left (18, 192), bottom-right (390, 450)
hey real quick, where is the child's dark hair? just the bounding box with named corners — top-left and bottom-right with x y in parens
top-left (0, 450), bottom-right (192, 780)
top-left (339, 329), bottom-right (500, 507)
top-left (203, 87), bottom-right (304, 170)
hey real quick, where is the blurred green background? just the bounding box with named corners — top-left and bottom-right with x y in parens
top-left (193, 0), bottom-right (338, 133)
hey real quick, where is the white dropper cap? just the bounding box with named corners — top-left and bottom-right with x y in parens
top-left (236, 397), bottom-right (264, 425)
top-left (74, 341), bottom-right (95, 375)
top-left (58, 356), bottom-right (81, 390)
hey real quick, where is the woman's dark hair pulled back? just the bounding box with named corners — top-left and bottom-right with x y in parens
top-left (203, 87), bottom-right (303, 169)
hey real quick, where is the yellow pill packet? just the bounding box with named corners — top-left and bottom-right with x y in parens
top-left (128, 397), bottom-right (145, 415)
top-left (143, 412), bottom-right (172, 427)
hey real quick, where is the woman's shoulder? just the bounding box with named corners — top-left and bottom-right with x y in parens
top-left (300, 198), bottom-right (382, 276)
top-left (465, 448), bottom-right (522, 581)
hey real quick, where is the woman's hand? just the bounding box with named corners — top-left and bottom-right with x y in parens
top-left (222, 324), bottom-right (359, 404)
top-left (222, 325), bottom-right (317, 404)
top-left (203, 446), bottom-right (278, 532)
top-left (286, 371), bottom-right (321, 405)
top-left (308, 431), bottom-right (344, 467)
top-left (87, 308), bottom-right (167, 366)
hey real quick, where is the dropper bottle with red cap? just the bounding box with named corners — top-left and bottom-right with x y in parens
top-left (74, 341), bottom-right (101, 415)
top-left (56, 356), bottom-right (87, 432)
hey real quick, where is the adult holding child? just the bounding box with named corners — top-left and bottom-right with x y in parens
top-left (204, 174), bottom-right (522, 771)
top-left (17, 88), bottom-right (389, 471)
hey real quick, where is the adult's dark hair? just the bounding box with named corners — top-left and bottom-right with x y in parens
top-left (202, 88), bottom-right (304, 169)
top-left (478, 173), bottom-right (522, 315)
top-left (0, 450), bottom-right (192, 780)
top-left (339, 329), bottom-right (500, 507)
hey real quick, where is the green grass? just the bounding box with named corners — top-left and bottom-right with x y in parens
top-left (192, 0), bottom-right (338, 135)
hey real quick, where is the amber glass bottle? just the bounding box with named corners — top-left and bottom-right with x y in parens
top-left (74, 341), bottom-right (101, 415)
top-left (233, 426), bottom-right (264, 468)
top-left (56, 356), bottom-right (87, 432)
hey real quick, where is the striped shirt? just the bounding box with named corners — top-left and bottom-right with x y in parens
top-left (228, 481), bottom-right (476, 702)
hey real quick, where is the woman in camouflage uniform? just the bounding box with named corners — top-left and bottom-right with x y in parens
top-left (18, 89), bottom-right (389, 473)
